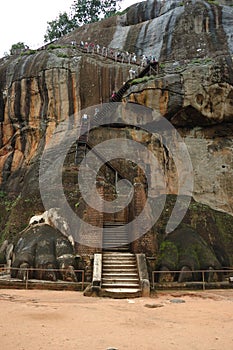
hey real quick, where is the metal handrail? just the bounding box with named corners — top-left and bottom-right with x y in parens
top-left (152, 269), bottom-right (233, 290)
top-left (0, 266), bottom-right (85, 290)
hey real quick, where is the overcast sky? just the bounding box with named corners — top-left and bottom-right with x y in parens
top-left (0, 0), bottom-right (140, 58)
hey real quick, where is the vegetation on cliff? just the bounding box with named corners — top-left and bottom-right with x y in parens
top-left (44, 0), bottom-right (123, 42)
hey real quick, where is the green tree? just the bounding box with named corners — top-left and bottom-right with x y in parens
top-left (44, 0), bottom-right (122, 42)
top-left (44, 12), bottom-right (76, 43)
top-left (72, 0), bottom-right (121, 25)
top-left (10, 42), bottom-right (28, 55)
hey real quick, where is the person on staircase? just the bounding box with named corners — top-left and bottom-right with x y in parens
top-left (96, 44), bottom-right (100, 54)
top-left (94, 108), bottom-right (99, 117)
top-left (82, 113), bottom-right (89, 124)
top-left (111, 90), bottom-right (117, 100)
top-left (141, 55), bottom-right (147, 67)
top-left (132, 53), bottom-right (137, 64)
top-left (129, 67), bottom-right (136, 79)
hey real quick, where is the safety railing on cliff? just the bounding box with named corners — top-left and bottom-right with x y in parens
top-left (75, 61), bottom-right (158, 189)
top-left (37, 41), bottom-right (145, 67)
top-left (91, 61), bottom-right (158, 127)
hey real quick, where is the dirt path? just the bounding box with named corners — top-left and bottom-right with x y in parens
top-left (0, 289), bottom-right (233, 350)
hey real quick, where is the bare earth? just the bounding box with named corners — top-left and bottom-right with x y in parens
top-left (0, 289), bottom-right (233, 350)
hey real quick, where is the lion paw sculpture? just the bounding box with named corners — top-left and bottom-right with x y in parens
top-left (11, 224), bottom-right (78, 282)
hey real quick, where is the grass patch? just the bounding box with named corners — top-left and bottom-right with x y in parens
top-left (207, 0), bottom-right (219, 4)
top-left (47, 44), bottom-right (62, 50)
top-left (130, 75), bottom-right (155, 85)
top-left (21, 49), bottom-right (37, 56)
top-left (57, 52), bottom-right (68, 58)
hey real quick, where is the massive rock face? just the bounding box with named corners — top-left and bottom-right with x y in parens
top-left (0, 50), bottom-right (130, 192)
top-left (0, 0), bottom-right (232, 272)
top-left (125, 55), bottom-right (233, 214)
top-left (123, 0), bottom-right (233, 60)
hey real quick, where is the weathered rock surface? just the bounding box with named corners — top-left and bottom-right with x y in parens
top-left (60, 0), bottom-right (233, 60)
top-left (0, 0), bottom-right (232, 202)
top-left (0, 49), bottom-right (130, 192)
top-left (125, 56), bottom-right (233, 214)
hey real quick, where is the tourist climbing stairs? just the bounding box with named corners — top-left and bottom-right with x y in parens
top-left (110, 62), bottom-right (158, 103)
top-left (101, 252), bottom-right (141, 297)
top-left (91, 61), bottom-right (158, 126)
top-left (75, 115), bottom-right (90, 165)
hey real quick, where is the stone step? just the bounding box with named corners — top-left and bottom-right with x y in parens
top-left (103, 227), bottom-right (127, 230)
top-left (103, 237), bottom-right (128, 241)
top-left (104, 288), bottom-right (141, 293)
top-left (99, 251), bottom-right (141, 297)
top-left (103, 262), bottom-right (136, 267)
top-left (103, 245), bottom-right (129, 248)
top-left (103, 245), bottom-right (130, 249)
top-left (102, 283), bottom-right (140, 288)
top-left (103, 240), bottom-right (129, 243)
top-left (103, 235), bottom-right (129, 239)
top-left (103, 264), bottom-right (137, 269)
top-left (102, 270), bottom-right (137, 274)
top-left (103, 225), bottom-right (127, 228)
top-left (104, 234), bottom-right (128, 237)
top-left (102, 278), bottom-right (139, 283)
top-left (103, 253), bottom-right (135, 256)
top-left (103, 258), bottom-right (136, 262)
top-left (103, 232), bottom-right (127, 235)
top-left (103, 253), bottom-right (135, 257)
top-left (102, 260), bottom-right (136, 265)
top-left (103, 235), bottom-right (128, 238)
top-left (103, 244), bottom-right (129, 247)
top-left (103, 238), bottom-right (128, 240)
top-left (103, 247), bottom-right (130, 252)
top-left (103, 238), bottom-right (128, 241)
top-left (104, 223), bottom-right (128, 225)
top-left (103, 265), bottom-right (137, 270)
top-left (103, 255), bottom-right (135, 260)
top-left (103, 264), bottom-right (136, 268)
top-left (104, 231), bottom-right (127, 233)
top-left (103, 230), bottom-right (128, 233)
top-left (102, 253), bottom-right (136, 261)
top-left (103, 268), bottom-right (136, 272)
top-left (102, 272), bottom-right (138, 277)
top-left (103, 252), bottom-right (134, 256)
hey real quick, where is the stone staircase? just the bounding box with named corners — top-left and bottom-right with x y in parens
top-left (91, 61), bottom-right (158, 127)
top-left (103, 222), bottom-right (129, 251)
top-left (101, 252), bottom-right (142, 298)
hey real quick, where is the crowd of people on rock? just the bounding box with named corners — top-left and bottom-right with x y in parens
top-left (71, 40), bottom-right (158, 68)
top-left (30, 39), bottom-right (159, 74)
top-left (31, 39), bottom-right (159, 96)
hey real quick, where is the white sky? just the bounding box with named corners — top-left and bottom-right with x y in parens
top-left (0, 0), bottom-right (140, 58)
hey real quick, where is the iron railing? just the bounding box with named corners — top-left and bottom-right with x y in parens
top-left (0, 266), bottom-right (85, 290)
top-left (152, 269), bottom-right (233, 290)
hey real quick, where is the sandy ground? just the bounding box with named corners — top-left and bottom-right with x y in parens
top-left (0, 289), bottom-right (233, 350)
